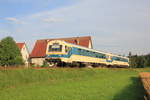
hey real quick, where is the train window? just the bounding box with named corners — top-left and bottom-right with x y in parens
top-left (93, 52), bottom-right (96, 57)
top-left (80, 49), bottom-right (84, 55)
top-left (116, 57), bottom-right (120, 61)
top-left (92, 52), bottom-right (94, 57)
top-left (48, 45), bottom-right (52, 52)
top-left (65, 46), bottom-right (71, 53)
top-left (122, 58), bottom-right (128, 62)
top-left (112, 56), bottom-right (128, 62)
top-left (49, 44), bottom-right (62, 52)
top-left (96, 53), bottom-right (106, 59)
top-left (86, 50), bottom-right (90, 56)
top-left (65, 46), bottom-right (68, 53)
top-left (102, 54), bottom-right (106, 59)
top-left (78, 49), bottom-right (81, 54)
top-left (95, 53), bottom-right (99, 58)
top-left (81, 50), bottom-right (85, 56)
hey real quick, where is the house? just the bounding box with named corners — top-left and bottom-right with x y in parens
top-left (30, 36), bottom-right (93, 66)
top-left (16, 43), bottom-right (29, 66)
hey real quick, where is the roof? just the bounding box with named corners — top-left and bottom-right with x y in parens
top-left (30, 36), bottom-right (92, 58)
top-left (16, 43), bottom-right (25, 50)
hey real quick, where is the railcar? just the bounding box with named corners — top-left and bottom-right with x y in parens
top-left (45, 40), bottom-right (129, 67)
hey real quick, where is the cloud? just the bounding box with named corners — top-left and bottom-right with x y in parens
top-left (43, 17), bottom-right (64, 23)
top-left (5, 17), bottom-right (25, 24)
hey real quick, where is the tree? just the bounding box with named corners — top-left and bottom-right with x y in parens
top-left (129, 55), bottom-right (144, 68)
top-left (144, 54), bottom-right (150, 67)
top-left (129, 55), bottom-right (138, 68)
top-left (0, 36), bottom-right (24, 66)
top-left (128, 51), bottom-right (132, 58)
top-left (128, 52), bottom-right (132, 67)
top-left (136, 56), bottom-right (144, 68)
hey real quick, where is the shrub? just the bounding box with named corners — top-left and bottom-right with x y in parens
top-left (41, 60), bottom-right (49, 67)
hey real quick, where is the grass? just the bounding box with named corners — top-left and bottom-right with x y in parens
top-left (0, 68), bottom-right (149, 100)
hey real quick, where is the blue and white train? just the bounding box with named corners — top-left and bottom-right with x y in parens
top-left (45, 40), bottom-right (129, 67)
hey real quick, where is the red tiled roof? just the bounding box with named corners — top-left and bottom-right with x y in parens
top-left (30, 36), bottom-right (92, 58)
top-left (16, 43), bottom-right (25, 50)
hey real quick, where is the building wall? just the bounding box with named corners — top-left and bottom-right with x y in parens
top-left (31, 58), bottom-right (45, 66)
top-left (21, 45), bottom-right (29, 66)
top-left (88, 40), bottom-right (92, 49)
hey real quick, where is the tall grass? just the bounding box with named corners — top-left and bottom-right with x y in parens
top-left (0, 68), bottom-right (148, 100)
top-left (0, 68), bottom-right (96, 89)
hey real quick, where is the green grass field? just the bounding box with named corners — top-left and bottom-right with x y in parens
top-left (0, 68), bottom-right (149, 100)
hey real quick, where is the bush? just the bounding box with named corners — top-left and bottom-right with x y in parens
top-left (41, 60), bottom-right (49, 67)
top-left (14, 56), bottom-right (24, 66)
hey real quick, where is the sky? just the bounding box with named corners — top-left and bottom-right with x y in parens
top-left (0, 0), bottom-right (150, 55)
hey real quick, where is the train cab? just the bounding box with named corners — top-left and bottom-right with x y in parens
top-left (46, 40), bottom-right (71, 55)
top-left (45, 40), bottom-right (72, 66)
top-left (46, 40), bottom-right (71, 60)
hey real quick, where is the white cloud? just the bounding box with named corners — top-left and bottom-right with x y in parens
top-left (5, 17), bottom-right (17, 21)
top-left (5, 17), bottom-right (25, 24)
top-left (43, 17), bottom-right (64, 23)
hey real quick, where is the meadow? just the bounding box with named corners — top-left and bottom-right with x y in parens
top-left (0, 67), bottom-right (149, 100)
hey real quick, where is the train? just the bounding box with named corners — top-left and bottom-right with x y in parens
top-left (45, 40), bottom-right (129, 67)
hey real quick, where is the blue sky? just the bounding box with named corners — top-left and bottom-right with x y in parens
top-left (0, 0), bottom-right (150, 55)
top-left (0, 0), bottom-right (75, 17)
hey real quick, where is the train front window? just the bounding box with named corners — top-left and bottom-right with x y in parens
top-left (48, 43), bottom-right (62, 52)
top-left (65, 46), bottom-right (71, 53)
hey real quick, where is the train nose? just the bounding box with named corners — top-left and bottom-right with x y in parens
top-left (45, 58), bottom-right (62, 67)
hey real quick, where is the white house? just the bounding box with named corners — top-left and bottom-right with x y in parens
top-left (16, 43), bottom-right (29, 66)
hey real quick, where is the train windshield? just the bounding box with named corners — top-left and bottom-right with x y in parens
top-left (48, 43), bottom-right (62, 52)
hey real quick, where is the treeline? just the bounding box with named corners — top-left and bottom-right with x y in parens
top-left (129, 53), bottom-right (150, 68)
top-left (0, 37), bottom-right (24, 66)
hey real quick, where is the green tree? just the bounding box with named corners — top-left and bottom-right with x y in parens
top-left (129, 55), bottom-right (137, 68)
top-left (136, 56), bottom-right (144, 68)
top-left (0, 36), bottom-right (24, 66)
top-left (128, 52), bottom-right (132, 67)
top-left (129, 55), bottom-right (144, 68)
top-left (128, 51), bottom-right (132, 58)
top-left (144, 54), bottom-right (150, 67)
